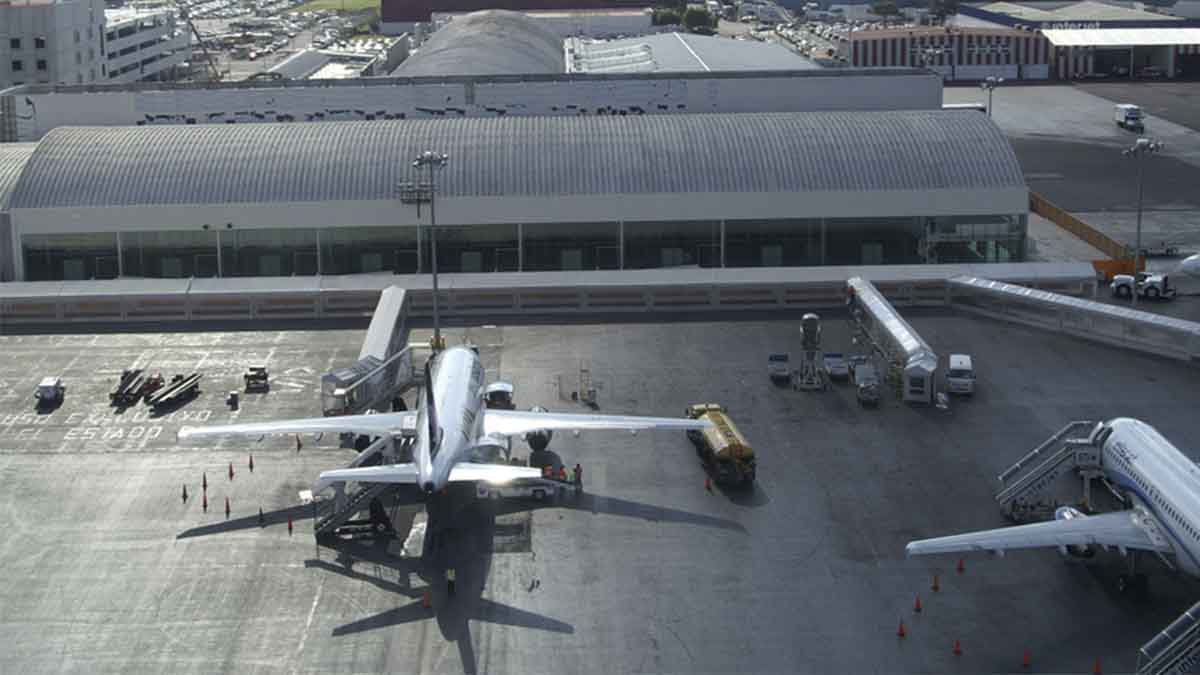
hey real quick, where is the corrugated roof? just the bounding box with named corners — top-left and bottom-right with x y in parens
top-left (394, 10), bottom-right (565, 76)
top-left (0, 143), bottom-right (38, 212)
top-left (569, 32), bottom-right (820, 73)
top-left (8, 111), bottom-right (1026, 209)
top-left (1042, 26), bottom-right (1200, 45)
top-left (269, 49), bottom-right (333, 80)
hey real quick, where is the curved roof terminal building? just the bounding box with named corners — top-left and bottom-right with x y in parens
top-left (1, 110), bottom-right (1029, 282)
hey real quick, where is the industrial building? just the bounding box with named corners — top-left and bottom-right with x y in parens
top-left (269, 38), bottom-right (409, 80)
top-left (0, 110), bottom-right (1027, 282)
top-left (956, 1), bottom-right (1200, 78)
top-left (433, 8), bottom-right (655, 38)
top-left (381, 0), bottom-right (647, 33)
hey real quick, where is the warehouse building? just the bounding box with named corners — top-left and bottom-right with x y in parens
top-left (0, 110), bottom-right (1028, 282)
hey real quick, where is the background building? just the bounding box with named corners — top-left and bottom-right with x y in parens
top-left (381, 0), bottom-right (648, 33)
top-left (0, 110), bottom-right (1028, 282)
top-left (1, 0), bottom-right (106, 87)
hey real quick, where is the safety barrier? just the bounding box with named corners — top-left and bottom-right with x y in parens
top-left (1030, 191), bottom-right (1130, 261)
top-left (0, 263), bottom-right (1096, 329)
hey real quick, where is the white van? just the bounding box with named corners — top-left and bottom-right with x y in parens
top-left (945, 354), bottom-right (975, 395)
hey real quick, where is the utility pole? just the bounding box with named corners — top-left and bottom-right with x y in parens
top-left (412, 151), bottom-right (448, 350)
top-left (980, 76), bottom-right (1003, 118)
top-left (1123, 137), bottom-right (1164, 307)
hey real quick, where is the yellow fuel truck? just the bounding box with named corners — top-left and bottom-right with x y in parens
top-left (684, 403), bottom-right (756, 487)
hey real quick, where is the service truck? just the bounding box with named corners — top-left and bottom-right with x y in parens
top-left (1114, 104), bottom-right (1144, 132)
top-left (1111, 272), bottom-right (1177, 301)
top-left (684, 404), bottom-right (757, 487)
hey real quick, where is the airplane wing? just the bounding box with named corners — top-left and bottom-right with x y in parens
top-left (906, 510), bottom-right (1173, 557)
top-left (482, 409), bottom-right (710, 437)
top-left (448, 462), bottom-right (544, 484)
top-left (313, 463), bottom-right (420, 493)
top-left (178, 411), bottom-right (417, 441)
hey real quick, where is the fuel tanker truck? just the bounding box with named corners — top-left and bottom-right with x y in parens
top-left (684, 403), bottom-right (756, 487)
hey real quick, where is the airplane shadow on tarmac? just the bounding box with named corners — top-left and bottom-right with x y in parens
top-left (318, 492), bottom-right (574, 675)
top-left (175, 484), bottom-right (744, 674)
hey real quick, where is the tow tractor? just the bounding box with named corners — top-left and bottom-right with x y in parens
top-left (243, 366), bottom-right (270, 393)
top-left (1110, 272), bottom-right (1177, 301)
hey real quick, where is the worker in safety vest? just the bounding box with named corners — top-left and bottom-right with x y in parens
top-left (446, 567), bottom-right (456, 596)
top-left (542, 465), bottom-right (551, 478)
top-left (574, 463), bottom-right (583, 489)
top-left (558, 466), bottom-right (567, 482)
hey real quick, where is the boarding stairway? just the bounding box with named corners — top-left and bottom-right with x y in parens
top-left (314, 434), bottom-right (416, 537)
top-left (1138, 599), bottom-right (1200, 675)
top-left (995, 421), bottom-right (1104, 522)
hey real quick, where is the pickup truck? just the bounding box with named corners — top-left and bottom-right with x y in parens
top-left (767, 353), bottom-right (791, 384)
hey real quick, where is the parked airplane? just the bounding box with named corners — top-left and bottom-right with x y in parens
top-left (179, 345), bottom-right (711, 495)
top-left (907, 418), bottom-right (1197, 590)
top-left (1180, 253), bottom-right (1200, 278)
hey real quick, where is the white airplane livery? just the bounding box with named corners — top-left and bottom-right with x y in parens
top-left (907, 418), bottom-right (1200, 578)
top-left (180, 345), bottom-right (711, 494)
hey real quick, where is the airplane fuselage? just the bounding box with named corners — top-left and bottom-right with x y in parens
top-left (1099, 418), bottom-right (1200, 576)
top-left (416, 346), bottom-right (487, 493)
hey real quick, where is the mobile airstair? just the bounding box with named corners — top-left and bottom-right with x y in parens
top-left (1138, 599), bottom-right (1200, 675)
top-left (995, 421), bottom-right (1105, 522)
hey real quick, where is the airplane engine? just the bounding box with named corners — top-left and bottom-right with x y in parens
top-left (1181, 253), bottom-right (1200, 279)
top-left (524, 405), bottom-right (553, 452)
top-left (1054, 506), bottom-right (1095, 558)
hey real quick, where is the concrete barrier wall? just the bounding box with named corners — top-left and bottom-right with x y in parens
top-left (0, 263), bottom-right (1096, 329)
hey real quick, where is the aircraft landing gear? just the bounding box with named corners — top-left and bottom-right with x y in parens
top-left (1117, 552), bottom-right (1149, 595)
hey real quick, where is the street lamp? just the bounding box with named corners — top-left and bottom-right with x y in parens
top-left (413, 150), bottom-right (449, 349)
top-left (979, 76), bottom-right (1004, 117)
top-left (1122, 137), bottom-right (1164, 307)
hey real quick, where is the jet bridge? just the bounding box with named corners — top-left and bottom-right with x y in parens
top-left (846, 277), bottom-right (937, 404)
top-left (949, 275), bottom-right (1200, 363)
top-left (321, 287), bottom-right (424, 417)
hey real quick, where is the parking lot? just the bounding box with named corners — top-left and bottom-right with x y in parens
top-left (0, 314), bottom-right (1198, 673)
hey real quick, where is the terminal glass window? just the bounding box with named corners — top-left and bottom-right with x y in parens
top-left (825, 217), bottom-right (923, 265)
top-left (121, 230), bottom-right (218, 278)
top-left (927, 215), bottom-right (1025, 264)
top-left (423, 224), bottom-right (518, 274)
top-left (221, 228), bottom-right (318, 277)
top-left (725, 218), bottom-right (820, 267)
top-left (623, 220), bottom-right (720, 269)
top-left (522, 222), bottom-right (619, 271)
top-left (23, 233), bottom-right (119, 281)
top-left (320, 226), bottom-right (418, 275)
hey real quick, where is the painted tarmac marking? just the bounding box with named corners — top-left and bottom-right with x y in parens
top-left (292, 577), bottom-right (325, 674)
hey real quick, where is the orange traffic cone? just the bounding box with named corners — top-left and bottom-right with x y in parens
top-left (182, 484), bottom-right (188, 504)
top-left (931, 574), bottom-right (940, 592)
top-left (202, 493), bottom-right (208, 512)
top-left (897, 620), bottom-right (907, 638)
top-left (1022, 649), bottom-right (1031, 669)
top-left (1093, 657), bottom-right (1102, 675)
top-left (228, 462), bottom-right (234, 481)
top-left (913, 594), bottom-right (922, 613)
top-left (287, 517), bottom-right (293, 536)
top-left (956, 557), bottom-right (965, 574)
top-left (249, 454), bottom-right (254, 473)
top-left (953, 639), bottom-right (962, 656)
top-left (225, 496), bottom-right (231, 519)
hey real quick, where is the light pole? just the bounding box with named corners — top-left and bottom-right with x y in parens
top-left (1122, 137), bottom-right (1164, 307)
top-left (413, 150), bottom-right (449, 350)
top-left (979, 76), bottom-right (1003, 117)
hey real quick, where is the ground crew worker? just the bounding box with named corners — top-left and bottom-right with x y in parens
top-left (558, 466), bottom-right (567, 482)
top-left (542, 465), bottom-right (552, 478)
top-left (446, 568), bottom-right (456, 596)
top-left (567, 467), bottom-right (575, 484)
top-left (574, 463), bottom-right (583, 490)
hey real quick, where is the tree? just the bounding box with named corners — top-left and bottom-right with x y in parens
top-left (683, 7), bottom-right (716, 30)
top-left (870, 0), bottom-right (900, 16)
top-left (929, 0), bottom-right (959, 22)
top-left (653, 7), bottom-right (682, 25)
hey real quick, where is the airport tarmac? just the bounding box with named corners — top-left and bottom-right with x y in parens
top-left (0, 317), bottom-right (1198, 673)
